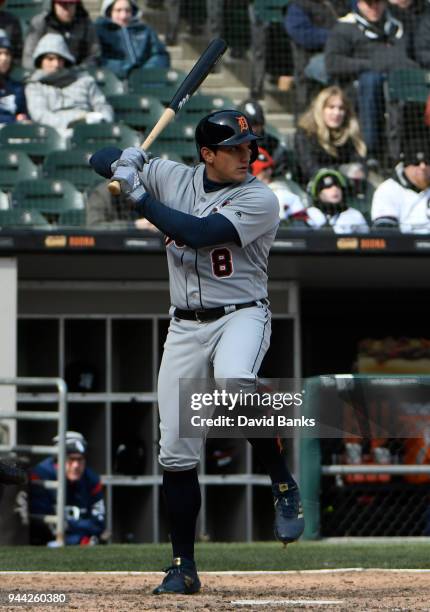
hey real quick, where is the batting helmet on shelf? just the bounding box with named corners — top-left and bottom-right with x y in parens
top-left (195, 110), bottom-right (260, 163)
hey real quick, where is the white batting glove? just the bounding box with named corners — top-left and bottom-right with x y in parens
top-left (111, 147), bottom-right (149, 173)
top-left (111, 165), bottom-right (147, 203)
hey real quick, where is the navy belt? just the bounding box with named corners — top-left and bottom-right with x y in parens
top-left (173, 299), bottom-right (268, 323)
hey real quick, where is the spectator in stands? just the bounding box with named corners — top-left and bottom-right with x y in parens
top-left (388, 0), bottom-right (429, 40)
top-left (0, 0), bottom-right (22, 63)
top-left (251, 146), bottom-right (308, 220)
top-left (25, 34), bottom-right (113, 140)
top-left (23, 0), bottom-right (100, 71)
top-left (239, 98), bottom-right (291, 176)
top-left (0, 30), bottom-right (28, 124)
top-left (371, 133), bottom-right (430, 232)
top-left (305, 167), bottom-right (369, 232)
top-left (96, 0), bottom-right (170, 80)
top-left (295, 85), bottom-right (367, 184)
top-left (325, 0), bottom-right (418, 161)
top-left (285, 0), bottom-right (349, 107)
top-left (30, 431), bottom-right (106, 546)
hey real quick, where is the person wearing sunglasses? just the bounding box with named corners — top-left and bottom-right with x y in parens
top-left (371, 132), bottom-right (430, 232)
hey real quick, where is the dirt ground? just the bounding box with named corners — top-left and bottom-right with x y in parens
top-left (0, 570), bottom-right (429, 611)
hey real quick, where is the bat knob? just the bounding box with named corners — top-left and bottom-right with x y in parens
top-left (108, 180), bottom-right (121, 196)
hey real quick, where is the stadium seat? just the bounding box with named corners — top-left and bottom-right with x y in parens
top-left (58, 209), bottom-right (87, 227)
top-left (12, 179), bottom-right (85, 222)
top-left (128, 67), bottom-right (185, 90)
top-left (0, 151), bottom-right (39, 192)
top-left (254, 0), bottom-right (289, 23)
top-left (0, 208), bottom-right (50, 228)
top-left (183, 94), bottom-right (235, 115)
top-left (151, 119), bottom-right (197, 161)
top-left (86, 67), bottom-right (125, 96)
top-left (107, 94), bottom-right (164, 131)
top-left (0, 123), bottom-right (66, 158)
top-left (8, 65), bottom-right (31, 82)
top-left (5, 0), bottom-right (49, 22)
top-left (383, 69), bottom-right (430, 162)
top-left (148, 147), bottom-right (185, 164)
top-left (127, 82), bottom-right (177, 103)
top-left (385, 69), bottom-right (430, 104)
top-left (43, 150), bottom-right (103, 192)
top-left (70, 123), bottom-right (141, 151)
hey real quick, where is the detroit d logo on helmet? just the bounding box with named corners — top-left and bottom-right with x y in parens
top-left (236, 115), bottom-right (249, 133)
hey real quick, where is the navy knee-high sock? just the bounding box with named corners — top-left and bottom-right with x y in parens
top-left (162, 468), bottom-right (201, 561)
top-left (247, 438), bottom-right (297, 487)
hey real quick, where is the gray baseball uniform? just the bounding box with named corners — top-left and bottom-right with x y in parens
top-left (140, 158), bottom-right (280, 470)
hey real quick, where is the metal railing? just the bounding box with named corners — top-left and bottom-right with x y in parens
top-left (0, 377), bottom-right (67, 545)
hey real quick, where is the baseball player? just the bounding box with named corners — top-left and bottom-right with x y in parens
top-left (90, 110), bottom-right (305, 595)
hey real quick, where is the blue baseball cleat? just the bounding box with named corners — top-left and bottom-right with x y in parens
top-left (272, 482), bottom-right (305, 544)
top-left (152, 557), bottom-right (201, 595)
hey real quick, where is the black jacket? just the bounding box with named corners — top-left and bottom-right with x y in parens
top-left (294, 127), bottom-right (365, 183)
top-left (325, 9), bottom-right (418, 81)
top-left (23, 2), bottom-right (100, 70)
top-left (415, 10), bottom-right (430, 69)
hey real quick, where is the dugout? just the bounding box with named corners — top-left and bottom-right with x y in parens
top-left (2, 226), bottom-right (430, 542)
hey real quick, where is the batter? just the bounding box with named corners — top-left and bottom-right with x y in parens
top-left (90, 109), bottom-right (305, 595)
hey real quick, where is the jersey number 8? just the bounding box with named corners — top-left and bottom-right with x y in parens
top-left (211, 248), bottom-right (233, 278)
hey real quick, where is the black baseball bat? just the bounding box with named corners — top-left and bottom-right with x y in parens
top-left (108, 38), bottom-right (228, 195)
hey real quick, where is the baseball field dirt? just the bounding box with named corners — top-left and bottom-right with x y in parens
top-left (1, 570), bottom-right (429, 610)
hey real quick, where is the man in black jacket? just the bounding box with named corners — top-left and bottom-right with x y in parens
top-left (325, 0), bottom-right (417, 159)
top-left (285, 0), bottom-right (349, 106)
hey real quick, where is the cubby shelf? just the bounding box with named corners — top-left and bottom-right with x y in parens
top-left (17, 282), bottom-right (299, 542)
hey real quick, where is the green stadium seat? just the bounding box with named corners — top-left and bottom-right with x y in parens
top-left (385, 69), bottom-right (430, 104)
top-left (12, 179), bottom-right (85, 222)
top-left (5, 0), bottom-right (49, 22)
top-left (127, 82), bottom-right (177, 103)
top-left (254, 0), bottom-right (288, 23)
top-left (0, 208), bottom-right (50, 228)
top-left (43, 150), bottom-right (103, 192)
top-left (86, 67), bottom-right (125, 96)
top-left (107, 94), bottom-right (164, 131)
top-left (149, 148), bottom-right (185, 164)
top-left (0, 151), bottom-right (39, 192)
top-left (70, 123), bottom-right (141, 151)
top-left (0, 123), bottom-right (66, 158)
top-left (183, 94), bottom-right (235, 115)
top-left (128, 67), bottom-right (185, 90)
top-left (8, 64), bottom-right (31, 82)
top-left (58, 209), bottom-right (87, 227)
top-left (151, 119), bottom-right (197, 161)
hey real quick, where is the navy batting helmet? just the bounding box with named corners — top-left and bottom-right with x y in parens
top-left (195, 110), bottom-right (260, 163)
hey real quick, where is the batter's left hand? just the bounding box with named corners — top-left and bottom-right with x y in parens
top-left (111, 164), bottom-right (147, 203)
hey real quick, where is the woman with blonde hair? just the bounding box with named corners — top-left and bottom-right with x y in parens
top-left (294, 85), bottom-right (367, 183)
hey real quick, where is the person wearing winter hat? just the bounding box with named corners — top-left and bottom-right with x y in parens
top-left (22, 0), bottom-right (100, 71)
top-left (0, 29), bottom-right (28, 124)
top-left (0, 0), bottom-right (22, 63)
top-left (371, 132), bottom-right (430, 232)
top-left (25, 33), bottom-right (113, 139)
top-left (306, 168), bottom-right (369, 233)
top-left (29, 431), bottom-right (106, 547)
top-left (96, 0), bottom-right (170, 80)
top-left (251, 147), bottom-right (309, 221)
